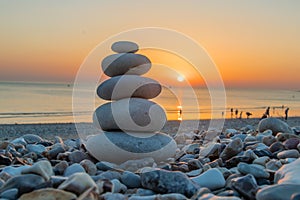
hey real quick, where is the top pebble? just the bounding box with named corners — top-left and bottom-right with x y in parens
top-left (111, 41), bottom-right (139, 53)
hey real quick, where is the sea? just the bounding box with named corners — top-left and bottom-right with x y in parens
top-left (0, 81), bottom-right (300, 124)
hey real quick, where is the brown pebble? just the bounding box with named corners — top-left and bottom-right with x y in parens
top-left (283, 138), bottom-right (300, 149)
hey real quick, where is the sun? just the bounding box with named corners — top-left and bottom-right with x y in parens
top-left (177, 75), bottom-right (185, 82)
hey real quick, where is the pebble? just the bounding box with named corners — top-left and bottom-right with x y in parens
top-left (256, 184), bottom-right (300, 200)
top-left (191, 168), bottom-right (225, 190)
top-left (266, 159), bottom-right (282, 171)
top-left (269, 142), bottom-right (285, 153)
top-left (187, 159), bottom-right (203, 170)
top-left (22, 134), bottom-right (43, 144)
top-left (0, 188), bottom-right (18, 200)
top-left (111, 41), bottom-right (139, 53)
top-left (86, 132), bottom-right (176, 164)
top-left (0, 174), bottom-right (47, 197)
top-left (100, 192), bottom-right (126, 200)
top-left (93, 98), bottom-right (166, 132)
top-left (135, 188), bottom-right (156, 196)
top-left (19, 188), bottom-right (77, 200)
top-left (199, 143), bottom-right (222, 158)
top-left (262, 135), bottom-right (276, 146)
top-left (21, 160), bottom-right (54, 181)
top-left (244, 135), bottom-right (256, 143)
top-left (237, 162), bottom-right (270, 178)
top-left (101, 53), bottom-right (151, 77)
top-left (120, 171), bottom-right (141, 188)
top-left (53, 160), bottom-right (69, 175)
top-left (253, 156), bottom-right (271, 166)
top-left (1, 166), bottom-right (31, 176)
top-left (186, 169), bottom-right (203, 177)
top-left (47, 144), bottom-right (66, 159)
top-left (97, 75), bottom-right (161, 100)
top-left (68, 150), bottom-right (89, 163)
top-left (63, 163), bottom-right (86, 177)
top-left (231, 174), bottom-right (258, 200)
top-left (258, 117), bottom-right (293, 134)
top-left (26, 144), bottom-right (46, 154)
top-left (198, 193), bottom-right (241, 200)
top-left (141, 169), bottom-right (199, 197)
top-left (277, 149), bottom-right (300, 159)
top-left (80, 159), bottom-right (97, 175)
top-left (283, 138), bottom-right (300, 149)
top-left (96, 161), bottom-right (118, 171)
top-left (220, 138), bottom-right (243, 161)
top-left (10, 137), bottom-right (27, 146)
top-left (119, 158), bottom-right (156, 172)
top-left (129, 193), bottom-right (187, 200)
top-left (225, 155), bottom-right (252, 168)
top-left (274, 158), bottom-right (300, 184)
top-left (276, 132), bottom-right (299, 142)
top-left (58, 172), bottom-right (98, 196)
top-left (50, 176), bottom-right (68, 188)
top-left (291, 193), bottom-right (300, 200)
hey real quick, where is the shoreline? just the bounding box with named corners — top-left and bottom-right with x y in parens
top-left (1, 117), bottom-right (299, 141)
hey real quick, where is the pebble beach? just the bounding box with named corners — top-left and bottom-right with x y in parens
top-left (0, 117), bottom-right (300, 199)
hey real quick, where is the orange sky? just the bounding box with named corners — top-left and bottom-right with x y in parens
top-left (0, 1), bottom-right (300, 89)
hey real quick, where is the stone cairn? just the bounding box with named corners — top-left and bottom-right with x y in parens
top-left (86, 41), bottom-right (177, 164)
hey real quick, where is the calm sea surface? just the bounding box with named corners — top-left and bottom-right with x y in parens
top-left (0, 81), bottom-right (299, 124)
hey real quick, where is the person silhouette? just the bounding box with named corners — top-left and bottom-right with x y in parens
top-left (239, 111), bottom-right (243, 119)
top-left (235, 109), bottom-right (238, 118)
top-left (265, 107), bottom-right (270, 117)
top-left (246, 112), bottom-right (252, 119)
top-left (285, 107), bottom-right (289, 120)
top-left (230, 108), bottom-right (233, 119)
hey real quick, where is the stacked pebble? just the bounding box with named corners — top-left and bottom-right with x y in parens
top-left (86, 41), bottom-right (177, 164)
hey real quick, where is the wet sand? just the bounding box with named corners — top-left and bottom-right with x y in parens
top-left (0, 117), bottom-right (299, 141)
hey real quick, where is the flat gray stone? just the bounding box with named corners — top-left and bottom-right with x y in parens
top-left (21, 160), bottom-right (54, 181)
top-left (97, 75), bottom-right (161, 100)
top-left (93, 98), bottom-right (166, 132)
top-left (277, 149), bottom-right (300, 159)
top-left (86, 132), bottom-right (177, 164)
top-left (63, 163), bottom-right (86, 177)
top-left (0, 174), bottom-right (46, 196)
top-left (256, 184), bottom-right (300, 200)
top-left (231, 174), bottom-right (258, 200)
top-left (258, 118), bottom-right (293, 134)
top-left (220, 138), bottom-right (243, 161)
top-left (58, 172), bottom-right (97, 196)
top-left (237, 162), bottom-right (270, 178)
top-left (111, 41), bottom-right (139, 53)
top-left (191, 168), bottom-right (225, 190)
top-left (120, 171), bottom-right (141, 188)
top-left (26, 144), bottom-right (46, 154)
top-left (102, 53), bottom-right (151, 77)
top-left (22, 134), bottom-right (43, 144)
top-left (141, 169), bottom-right (199, 198)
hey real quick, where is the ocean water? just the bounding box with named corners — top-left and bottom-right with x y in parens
top-left (0, 81), bottom-right (299, 124)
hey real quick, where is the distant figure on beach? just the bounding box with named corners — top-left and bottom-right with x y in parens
top-left (261, 113), bottom-right (267, 119)
top-left (235, 109), bottom-right (238, 118)
top-left (239, 111), bottom-right (243, 119)
top-left (230, 108), bottom-right (233, 119)
top-left (265, 107), bottom-right (270, 117)
top-left (246, 112), bottom-right (252, 119)
top-left (285, 107), bottom-right (289, 120)
top-left (221, 111), bottom-right (224, 118)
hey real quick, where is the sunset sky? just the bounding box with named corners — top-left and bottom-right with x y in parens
top-left (1, 1), bottom-right (300, 89)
